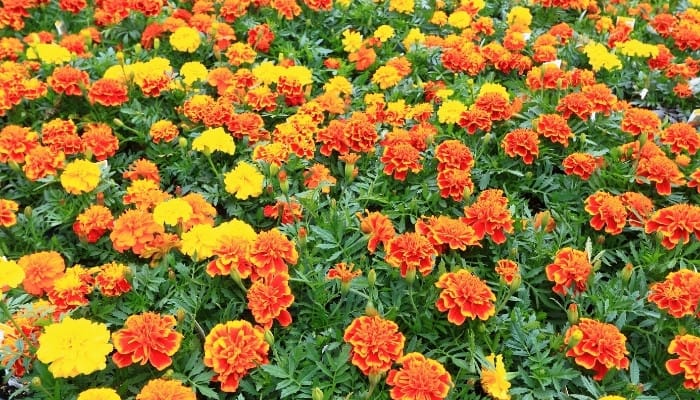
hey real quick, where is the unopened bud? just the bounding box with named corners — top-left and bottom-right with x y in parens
top-left (279, 171), bottom-right (289, 194)
top-left (482, 132), bottom-right (492, 143)
top-left (509, 274), bottom-right (522, 291)
top-left (134, 43), bottom-right (142, 55)
top-left (621, 263), bottom-right (633, 283)
top-left (567, 303), bottom-right (579, 324)
top-left (264, 329), bottom-right (275, 345)
top-left (116, 51), bottom-right (125, 65)
top-left (178, 137), bottom-right (188, 149)
top-left (638, 132), bottom-right (648, 146)
top-left (365, 301), bottom-right (379, 317)
top-left (437, 259), bottom-right (446, 276)
top-left (153, 38), bottom-right (160, 50)
top-left (113, 118), bottom-right (125, 128)
top-left (8, 160), bottom-right (20, 171)
top-left (168, 268), bottom-right (176, 280)
top-left (367, 269), bottom-right (376, 288)
top-left (596, 235), bottom-right (605, 245)
top-left (24, 206), bottom-right (32, 218)
top-left (31, 377), bottom-right (41, 387)
top-left (344, 163), bottom-right (355, 182)
top-left (593, 259), bottom-right (602, 272)
top-left (176, 308), bottom-right (186, 323)
top-left (404, 267), bottom-right (416, 284)
top-left (269, 163), bottom-right (280, 177)
top-left (567, 329), bottom-right (584, 349)
top-left (312, 387), bottom-right (324, 400)
top-left (164, 369), bottom-right (174, 378)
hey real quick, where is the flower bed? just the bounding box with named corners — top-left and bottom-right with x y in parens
top-left (1, 0), bottom-right (699, 399)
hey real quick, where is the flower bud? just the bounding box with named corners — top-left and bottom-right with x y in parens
top-left (365, 301), bottom-right (379, 317)
top-left (230, 268), bottom-right (244, 290)
top-left (279, 171), bottom-right (289, 194)
top-left (178, 137), bottom-right (188, 149)
top-left (8, 160), bottom-right (20, 171)
top-left (31, 377), bottom-right (41, 387)
top-left (596, 235), bottom-right (605, 245)
top-left (116, 51), bottom-right (125, 65)
top-left (638, 132), bottom-right (648, 146)
top-left (567, 329), bottom-right (584, 349)
top-left (24, 206), bottom-right (32, 218)
top-left (269, 162), bottom-right (279, 177)
top-left (168, 268), bottom-right (176, 281)
top-left (367, 269), bottom-right (376, 288)
top-left (176, 308), bottom-right (186, 323)
top-left (134, 43), bottom-right (142, 56)
top-left (593, 259), bottom-right (602, 272)
top-left (404, 267), bottom-right (416, 285)
top-left (153, 38), bottom-right (160, 50)
top-left (344, 163), bottom-right (356, 183)
top-left (312, 387), bottom-right (324, 400)
top-left (621, 263), bottom-right (633, 283)
top-left (509, 274), bottom-right (522, 292)
top-left (113, 118), bottom-right (125, 128)
top-left (567, 303), bottom-right (579, 324)
top-left (264, 329), bottom-right (275, 346)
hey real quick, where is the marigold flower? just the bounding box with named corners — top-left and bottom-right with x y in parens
top-left (226, 42), bottom-right (257, 66)
top-left (22, 146), bottom-right (65, 181)
top-left (0, 258), bottom-right (24, 292)
top-left (247, 274), bottom-right (294, 329)
top-left (47, 65), bottom-right (89, 96)
top-left (435, 139), bottom-right (474, 171)
top-left (648, 269), bottom-right (700, 318)
top-left (619, 192), bottom-right (654, 227)
top-left (149, 120), bottom-right (179, 144)
top-left (77, 388), bottom-right (121, 400)
top-left (380, 143), bottom-right (423, 181)
top-left (153, 198), bottom-right (193, 227)
top-left (660, 122), bottom-right (699, 155)
top-left (598, 396), bottom-right (625, 400)
top-left (304, 163), bottom-right (336, 192)
top-left (123, 179), bottom-right (171, 210)
top-left (224, 161), bottom-right (264, 200)
top-left (47, 267), bottom-right (93, 314)
top-left (502, 128), bottom-right (539, 164)
top-left (533, 210), bottom-right (556, 232)
top-left (249, 228), bottom-right (298, 279)
top-left (0, 125), bottom-right (39, 164)
top-left (645, 204), bottom-right (700, 250)
top-left (474, 92), bottom-right (513, 121)
top-left (192, 127), bottom-right (235, 155)
top-left (110, 209), bottom-right (165, 256)
top-left (535, 114), bottom-right (573, 147)
top-left (386, 352), bottom-right (452, 400)
top-left (112, 312), bottom-right (182, 371)
top-left (564, 318), bottom-right (629, 380)
top-left (563, 153), bottom-right (599, 180)
top-left (435, 269), bottom-right (496, 324)
top-left (36, 316), bottom-right (113, 378)
top-left (688, 168), bottom-right (700, 193)
top-left (416, 215), bottom-right (480, 252)
top-left (81, 123), bottom-right (119, 161)
top-left (60, 159), bottom-right (101, 195)
top-left (461, 189), bottom-right (514, 244)
top-left (0, 198), bottom-right (19, 228)
top-left (545, 247), bottom-right (592, 295)
top-left (136, 378), bottom-right (196, 400)
top-left (18, 251), bottom-right (66, 297)
top-left (437, 168), bottom-right (474, 201)
top-left (582, 83), bottom-right (617, 116)
top-left (123, 158), bottom-right (160, 183)
top-left (480, 353), bottom-right (511, 400)
top-left (169, 26), bottom-right (201, 52)
top-left (357, 210), bottom-right (395, 253)
top-left (327, 262), bottom-right (362, 292)
top-left (203, 320), bottom-right (270, 392)
top-left (495, 260), bottom-right (520, 286)
top-left (584, 191), bottom-right (627, 235)
top-left (95, 262), bottom-right (131, 297)
top-left (88, 78), bottom-right (129, 106)
top-left (620, 107), bottom-right (661, 138)
top-left (666, 334), bottom-right (700, 389)
top-left (636, 155), bottom-right (685, 196)
top-left (385, 232), bottom-right (438, 278)
top-left (372, 65), bottom-right (402, 89)
top-left (343, 315), bottom-right (405, 376)
top-left (206, 220), bottom-right (257, 277)
top-left (180, 223), bottom-right (217, 260)
top-left (556, 92), bottom-right (593, 121)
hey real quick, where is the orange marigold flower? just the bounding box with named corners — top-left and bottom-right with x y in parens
top-left (203, 320), bottom-right (270, 392)
top-left (635, 155), bottom-right (685, 196)
top-left (435, 269), bottom-right (496, 324)
top-left (645, 204), bottom-right (700, 249)
top-left (385, 232), bottom-right (438, 278)
top-left (343, 315), bottom-right (405, 376)
top-left (73, 204), bottom-right (114, 243)
top-left (347, 112), bottom-right (379, 153)
top-left (648, 269), bottom-right (700, 318)
top-left (381, 143), bottom-right (423, 181)
top-left (688, 168), bottom-right (700, 193)
top-left (249, 229), bottom-right (298, 279)
top-left (619, 192), bottom-right (654, 227)
top-left (110, 209), bottom-right (165, 256)
top-left (620, 107), bottom-right (661, 138)
top-left (247, 23), bottom-right (274, 53)
top-left (502, 128), bottom-right (539, 164)
top-left (564, 318), bottom-right (630, 380)
top-left (660, 122), bottom-right (699, 155)
top-left (584, 191), bottom-right (627, 235)
top-left (461, 189), bottom-right (514, 244)
top-left (327, 262), bottom-right (362, 291)
top-left (666, 334), bottom-right (700, 390)
top-left (435, 139), bottom-right (474, 171)
top-left (225, 42), bottom-right (257, 66)
top-left (41, 118), bottom-right (82, 156)
top-left (386, 352), bottom-right (452, 400)
top-left (437, 168), bottom-right (474, 201)
top-left (533, 210), bottom-right (556, 232)
top-left (263, 199), bottom-right (303, 224)
top-left (535, 114), bottom-right (573, 147)
top-left (473, 92), bottom-right (513, 121)
top-left (556, 92), bottom-right (593, 121)
top-left (123, 158), bottom-right (160, 183)
top-left (495, 259), bottom-right (520, 286)
top-left (81, 123), bottom-right (119, 161)
top-left (357, 210), bottom-right (395, 253)
top-left (123, 179), bottom-right (170, 210)
top-left (271, 0), bottom-right (301, 19)
top-left (545, 247), bottom-right (592, 295)
top-left (112, 312), bottom-right (183, 371)
top-left (95, 262), bottom-right (132, 297)
top-left (47, 65), bottom-right (89, 96)
top-left (88, 78), bottom-right (129, 106)
top-left (247, 274), bottom-right (295, 329)
top-left (0, 199), bottom-right (19, 227)
top-left (149, 120), bottom-right (179, 144)
top-left (582, 83), bottom-right (617, 116)
top-left (563, 153), bottom-right (599, 180)
top-left (207, 232), bottom-right (254, 278)
top-left (22, 146), bottom-right (65, 181)
top-left (304, 163), bottom-right (336, 193)
top-left (0, 125), bottom-right (39, 164)
top-left (18, 251), bottom-right (66, 297)
top-left (415, 215), bottom-right (480, 253)
top-left (47, 267), bottom-right (93, 314)
top-left (136, 378), bottom-right (196, 400)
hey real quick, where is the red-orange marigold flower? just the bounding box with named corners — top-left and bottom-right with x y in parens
top-left (564, 318), bottom-right (630, 380)
top-left (636, 155), bottom-right (685, 196)
top-left (81, 123), bottom-right (119, 161)
top-left (435, 139), bottom-right (474, 171)
top-left (386, 352), bottom-right (452, 400)
top-left (203, 320), bottom-right (270, 392)
top-left (357, 210), bottom-right (395, 253)
top-left (666, 334), bottom-right (700, 390)
top-left (437, 168), bottom-right (474, 201)
top-left (457, 108), bottom-right (492, 134)
top-left (619, 191), bottom-right (654, 227)
top-left (0, 199), bottom-right (19, 227)
top-left (556, 92), bottom-right (593, 120)
top-left (149, 120), bottom-right (179, 144)
top-left (47, 267), bottom-right (93, 315)
top-left (584, 191), bottom-right (627, 235)
top-left (88, 78), bottom-right (129, 106)
top-left (73, 204), bottom-right (114, 243)
top-left (22, 146), bottom-right (65, 181)
top-left (620, 107), bottom-right (661, 138)
top-left (435, 269), bottom-right (496, 324)
top-left (0, 125), bottom-right (39, 164)
top-left (645, 204), bottom-right (700, 249)
top-left (545, 247), bottom-right (592, 295)
top-left (249, 229), bottom-right (298, 279)
top-left (502, 128), bottom-right (539, 164)
top-left (660, 122), bottom-right (699, 155)
top-left (247, 274), bottom-right (295, 329)
top-left (95, 262), bottom-right (132, 297)
top-left (688, 168), bottom-right (700, 193)
top-left (347, 112), bottom-right (379, 153)
top-left (304, 163), bottom-right (336, 192)
top-left (326, 262), bottom-right (362, 285)
top-left (461, 189), bottom-right (514, 244)
top-left (385, 232), bottom-right (438, 278)
top-left (110, 209), bottom-right (165, 256)
top-left (41, 118), bottom-right (81, 156)
top-left (582, 83), bottom-right (617, 116)
top-left (136, 378), bottom-right (196, 400)
top-left (123, 158), bottom-right (160, 183)
top-left (495, 259), bottom-right (520, 285)
top-left (535, 114), bottom-right (573, 147)
top-left (648, 269), bottom-right (700, 318)
top-left (47, 65), bottom-right (89, 96)
top-left (415, 215), bottom-right (480, 253)
top-left (112, 312), bottom-right (183, 371)
top-left (18, 251), bottom-right (66, 297)
top-left (381, 143), bottom-right (423, 181)
top-left (474, 92), bottom-right (513, 121)
top-left (563, 153), bottom-right (599, 180)
top-left (343, 315), bottom-right (405, 376)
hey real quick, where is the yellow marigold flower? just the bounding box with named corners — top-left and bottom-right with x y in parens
top-left (26, 43), bottom-right (72, 64)
top-left (690, 0), bottom-right (700, 6)
top-left (448, 10), bottom-right (472, 29)
top-left (224, 162), bottom-right (264, 200)
top-left (437, 99), bottom-right (467, 124)
top-left (153, 198), bottom-right (193, 226)
top-left (481, 354), bottom-right (511, 400)
top-left (389, 0), bottom-right (414, 14)
top-left (582, 42), bottom-right (622, 72)
top-left (281, 65), bottom-right (313, 86)
top-left (507, 6), bottom-right (532, 27)
top-left (371, 65), bottom-right (402, 90)
top-left (192, 127), bottom-right (235, 155)
top-left (60, 159), bottom-right (101, 195)
top-left (342, 30), bottom-right (363, 53)
top-left (599, 396), bottom-right (626, 400)
top-left (252, 62), bottom-right (283, 86)
top-left (1, 258), bottom-right (24, 292)
top-left (324, 76), bottom-right (352, 95)
top-left (373, 25), bottom-right (395, 42)
top-left (403, 28), bottom-right (426, 50)
top-left (78, 388), bottom-right (121, 400)
top-left (180, 224), bottom-right (218, 260)
top-left (215, 219), bottom-right (258, 242)
top-left (431, 11), bottom-right (449, 26)
top-left (36, 316), bottom-right (113, 378)
top-left (180, 61), bottom-right (208, 86)
top-left (617, 40), bottom-right (659, 58)
top-left (169, 27), bottom-right (201, 53)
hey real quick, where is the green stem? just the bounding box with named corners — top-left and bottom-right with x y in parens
top-left (205, 153), bottom-right (222, 182)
